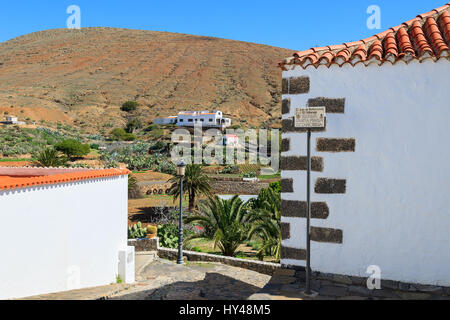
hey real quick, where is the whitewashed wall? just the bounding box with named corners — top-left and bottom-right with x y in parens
top-left (281, 59), bottom-right (450, 286)
top-left (0, 175), bottom-right (128, 299)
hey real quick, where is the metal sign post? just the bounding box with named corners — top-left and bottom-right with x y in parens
top-left (294, 107), bottom-right (326, 296)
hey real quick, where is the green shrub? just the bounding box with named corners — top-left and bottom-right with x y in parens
top-left (157, 224), bottom-right (179, 249)
top-left (121, 101), bottom-right (139, 112)
top-left (243, 172), bottom-right (257, 178)
top-left (55, 139), bottom-right (90, 159)
top-left (269, 181), bottom-right (281, 193)
top-left (125, 118), bottom-right (143, 133)
top-left (109, 128), bottom-right (136, 141)
top-left (90, 143), bottom-right (100, 150)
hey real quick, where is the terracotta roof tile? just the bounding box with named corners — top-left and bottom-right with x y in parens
top-left (280, 4), bottom-right (450, 69)
top-left (0, 168), bottom-right (130, 191)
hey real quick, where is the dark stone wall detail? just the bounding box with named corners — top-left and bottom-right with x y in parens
top-left (281, 179), bottom-right (293, 193)
top-left (281, 223), bottom-right (291, 240)
top-left (282, 117), bottom-right (327, 133)
top-left (282, 77), bottom-right (310, 94)
top-left (315, 178), bottom-right (346, 194)
top-left (316, 138), bottom-right (356, 152)
top-left (281, 200), bottom-right (329, 219)
top-left (281, 156), bottom-right (323, 172)
top-left (282, 99), bottom-right (291, 114)
top-left (307, 97), bottom-right (345, 113)
top-left (281, 246), bottom-right (306, 260)
top-left (311, 227), bottom-right (343, 244)
top-left (281, 138), bottom-right (290, 152)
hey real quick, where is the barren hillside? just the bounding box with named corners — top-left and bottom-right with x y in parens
top-left (0, 28), bottom-right (293, 132)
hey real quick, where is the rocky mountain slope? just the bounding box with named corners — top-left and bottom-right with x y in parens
top-left (0, 28), bottom-right (293, 132)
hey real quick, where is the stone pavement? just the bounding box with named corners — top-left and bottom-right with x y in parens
top-left (20, 256), bottom-right (450, 300)
top-left (249, 269), bottom-right (450, 300)
top-left (20, 283), bottom-right (135, 300)
top-left (109, 259), bottom-right (271, 300)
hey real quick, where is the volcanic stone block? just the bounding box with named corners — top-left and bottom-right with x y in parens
top-left (281, 246), bottom-right (306, 260)
top-left (316, 138), bottom-right (356, 152)
top-left (281, 156), bottom-right (324, 172)
top-left (282, 117), bottom-right (327, 133)
top-left (310, 227), bottom-right (343, 244)
top-left (281, 200), bottom-right (329, 219)
top-left (315, 178), bottom-right (346, 194)
top-left (282, 76), bottom-right (310, 94)
top-left (307, 97), bottom-right (345, 113)
top-left (281, 223), bottom-right (291, 240)
top-left (281, 138), bottom-right (290, 152)
top-left (281, 179), bottom-right (293, 193)
top-left (282, 99), bottom-right (291, 114)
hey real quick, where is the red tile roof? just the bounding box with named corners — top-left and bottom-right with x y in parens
top-left (280, 4), bottom-right (450, 70)
top-left (0, 168), bottom-right (130, 191)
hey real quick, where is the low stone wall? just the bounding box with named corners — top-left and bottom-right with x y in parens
top-left (210, 180), bottom-right (269, 195)
top-left (128, 238), bottom-right (159, 252)
top-left (137, 181), bottom-right (172, 196)
top-left (158, 247), bottom-right (280, 275)
top-left (283, 264), bottom-right (450, 299)
top-left (128, 238), bottom-right (280, 275)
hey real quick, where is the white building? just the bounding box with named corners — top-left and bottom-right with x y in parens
top-left (0, 167), bottom-right (133, 299)
top-left (222, 134), bottom-right (239, 146)
top-left (1, 115), bottom-right (25, 125)
top-left (153, 116), bottom-right (177, 125)
top-left (177, 110), bottom-right (232, 128)
top-left (279, 5), bottom-right (450, 287)
top-left (153, 110), bottom-right (232, 129)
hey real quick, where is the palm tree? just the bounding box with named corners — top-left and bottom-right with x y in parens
top-left (168, 164), bottom-right (212, 211)
top-left (185, 195), bottom-right (249, 256)
top-left (35, 147), bottom-right (67, 167)
top-left (247, 187), bottom-right (281, 262)
top-left (128, 175), bottom-right (142, 199)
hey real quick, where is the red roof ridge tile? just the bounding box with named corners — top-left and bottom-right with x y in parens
top-left (280, 4), bottom-right (450, 70)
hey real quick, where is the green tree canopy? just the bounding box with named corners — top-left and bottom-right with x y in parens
top-left (109, 128), bottom-right (136, 141)
top-left (125, 118), bottom-right (143, 133)
top-left (55, 139), bottom-right (90, 159)
top-left (168, 164), bottom-right (212, 211)
top-left (121, 101), bottom-right (139, 112)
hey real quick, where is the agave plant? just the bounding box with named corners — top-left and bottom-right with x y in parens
top-left (35, 147), bottom-right (67, 167)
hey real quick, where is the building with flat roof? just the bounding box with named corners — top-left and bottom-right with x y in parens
top-left (153, 110), bottom-right (231, 129)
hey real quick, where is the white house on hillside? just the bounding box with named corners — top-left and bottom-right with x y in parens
top-left (279, 4), bottom-right (450, 287)
top-left (0, 167), bottom-right (133, 299)
top-left (1, 116), bottom-right (25, 125)
top-left (154, 110), bottom-right (232, 129)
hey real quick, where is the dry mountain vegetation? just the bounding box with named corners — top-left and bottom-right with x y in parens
top-left (0, 28), bottom-right (293, 132)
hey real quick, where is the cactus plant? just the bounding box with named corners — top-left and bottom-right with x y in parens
top-left (147, 225), bottom-right (157, 234)
top-left (128, 222), bottom-right (147, 239)
top-left (146, 225), bottom-right (158, 238)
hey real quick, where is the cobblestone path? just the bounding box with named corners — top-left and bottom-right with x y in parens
top-left (109, 259), bottom-right (271, 300)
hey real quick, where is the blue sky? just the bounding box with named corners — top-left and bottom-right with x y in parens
top-left (0, 0), bottom-right (446, 50)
